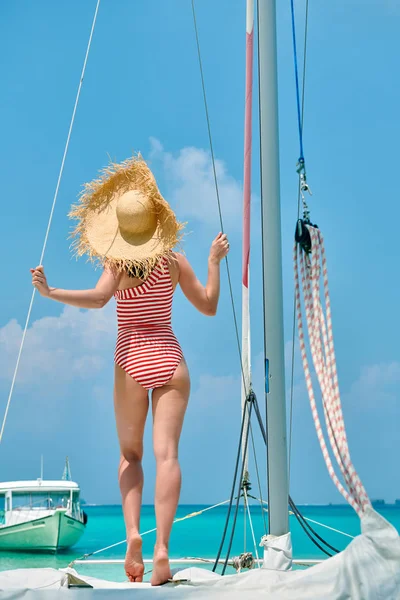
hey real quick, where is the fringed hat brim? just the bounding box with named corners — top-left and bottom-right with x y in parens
top-left (69, 154), bottom-right (184, 278)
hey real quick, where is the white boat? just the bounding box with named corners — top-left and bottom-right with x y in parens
top-left (0, 465), bottom-right (87, 552)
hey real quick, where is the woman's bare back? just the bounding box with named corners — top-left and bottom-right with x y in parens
top-left (117, 252), bottom-right (180, 292)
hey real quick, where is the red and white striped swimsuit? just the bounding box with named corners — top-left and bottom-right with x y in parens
top-left (114, 257), bottom-right (183, 390)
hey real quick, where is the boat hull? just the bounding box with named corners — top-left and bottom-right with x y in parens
top-left (0, 510), bottom-right (85, 552)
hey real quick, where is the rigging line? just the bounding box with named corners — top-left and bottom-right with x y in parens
top-left (259, 498), bottom-right (335, 558)
top-left (0, 0), bottom-right (101, 446)
top-left (243, 487), bottom-right (261, 569)
top-left (221, 400), bottom-right (254, 575)
top-left (288, 0), bottom-right (310, 479)
top-left (288, 500), bottom-right (333, 557)
top-left (243, 495), bottom-right (247, 553)
top-left (252, 392), bottom-right (267, 442)
top-left (246, 393), bottom-right (268, 533)
top-left (288, 497), bottom-right (339, 554)
top-left (251, 393), bottom-right (340, 555)
top-left (289, 0), bottom-right (305, 161)
top-left (190, 0), bottom-right (248, 395)
top-left (212, 396), bottom-right (253, 572)
top-left (249, 421), bottom-right (268, 534)
top-left (300, 0), bottom-right (310, 130)
top-left (192, 1), bottom-right (256, 548)
top-left (256, 497), bottom-right (354, 540)
top-left (298, 516), bottom-right (354, 540)
top-left (211, 397), bottom-right (265, 571)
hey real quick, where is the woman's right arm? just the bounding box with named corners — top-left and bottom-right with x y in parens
top-left (31, 265), bottom-right (121, 309)
top-left (177, 233), bottom-right (229, 316)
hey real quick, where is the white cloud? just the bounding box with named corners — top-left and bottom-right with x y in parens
top-left (1, 289), bottom-right (398, 503)
top-left (149, 137), bottom-right (256, 230)
top-left (3, 295), bottom-right (398, 425)
top-left (191, 372), bottom-right (240, 411)
top-left (356, 362), bottom-right (400, 388)
top-left (346, 362), bottom-right (400, 409)
top-left (0, 303), bottom-right (116, 391)
top-left (285, 337), bottom-right (400, 413)
top-left (350, 0), bottom-right (400, 11)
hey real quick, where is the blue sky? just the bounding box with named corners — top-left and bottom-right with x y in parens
top-left (0, 0), bottom-right (399, 507)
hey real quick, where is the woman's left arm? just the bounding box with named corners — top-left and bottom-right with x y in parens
top-left (31, 265), bottom-right (121, 309)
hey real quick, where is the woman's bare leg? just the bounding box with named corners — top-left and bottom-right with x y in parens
top-left (114, 364), bottom-right (149, 583)
top-left (150, 360), bottom-right (190, 586)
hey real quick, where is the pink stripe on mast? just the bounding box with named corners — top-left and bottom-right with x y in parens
top-left (242, 29), bottom-right (254, 288)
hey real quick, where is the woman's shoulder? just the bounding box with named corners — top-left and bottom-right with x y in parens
top-left (167, 251), bottom-right (185, 268)
top-left (165, 252), bottom-right (182, 287)
top-left (168, 251), bottom-right (192, 275)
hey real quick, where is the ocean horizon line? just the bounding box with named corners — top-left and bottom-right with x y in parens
top-left (81, 501), bottom-right (399, 508)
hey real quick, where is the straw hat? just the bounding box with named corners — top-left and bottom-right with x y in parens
top-left (69, 154), bottom-right (183, 277)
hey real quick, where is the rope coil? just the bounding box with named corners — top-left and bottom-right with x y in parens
top-left (294, 224), bottom-right (371, 516)
top-left (232, 552), bottom-right (255, 572)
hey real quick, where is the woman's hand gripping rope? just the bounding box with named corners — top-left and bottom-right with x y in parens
top-left (30, 265), bottom-right (51, 297)
top-left (209, 232), bottom-right (230, 264)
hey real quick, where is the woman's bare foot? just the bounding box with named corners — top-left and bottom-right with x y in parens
top-left (151, 544), bottom-right (172, 586)
top-left (125, 534), bottom-right (144, 583)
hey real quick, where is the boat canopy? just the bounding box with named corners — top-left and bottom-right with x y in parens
top-left (0, 480), bottom-right (80, 493)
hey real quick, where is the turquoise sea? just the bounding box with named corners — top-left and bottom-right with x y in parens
top-left (0, 504), bottom-right (399, 583)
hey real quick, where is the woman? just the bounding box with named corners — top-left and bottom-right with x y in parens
top-left (31, 155), bottom-right (229, 586)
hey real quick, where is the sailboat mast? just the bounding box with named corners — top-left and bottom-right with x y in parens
top-left (258, 0), bottom-right (289, 536)
top-left (241, 0), bottom-right (254, 477)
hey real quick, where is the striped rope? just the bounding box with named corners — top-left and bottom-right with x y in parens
top-left (294, 225), bottom-right (371, 516)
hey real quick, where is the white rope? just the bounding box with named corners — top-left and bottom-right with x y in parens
top-left (300, 516), bottom-right (354, 540)
top-left (0, 0), bottom-right (101, 445)
top-left (257, 498), bottom-right (354, 540)
top-left (73, 557), bottom-right (323, 566)
top-left (243, 489), bottom-right (261, 569)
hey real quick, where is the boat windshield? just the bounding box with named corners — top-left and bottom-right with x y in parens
top-left (71, 491), bottom-right (81, 520)
top-left (12, 490), bottom-right (74, 511)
